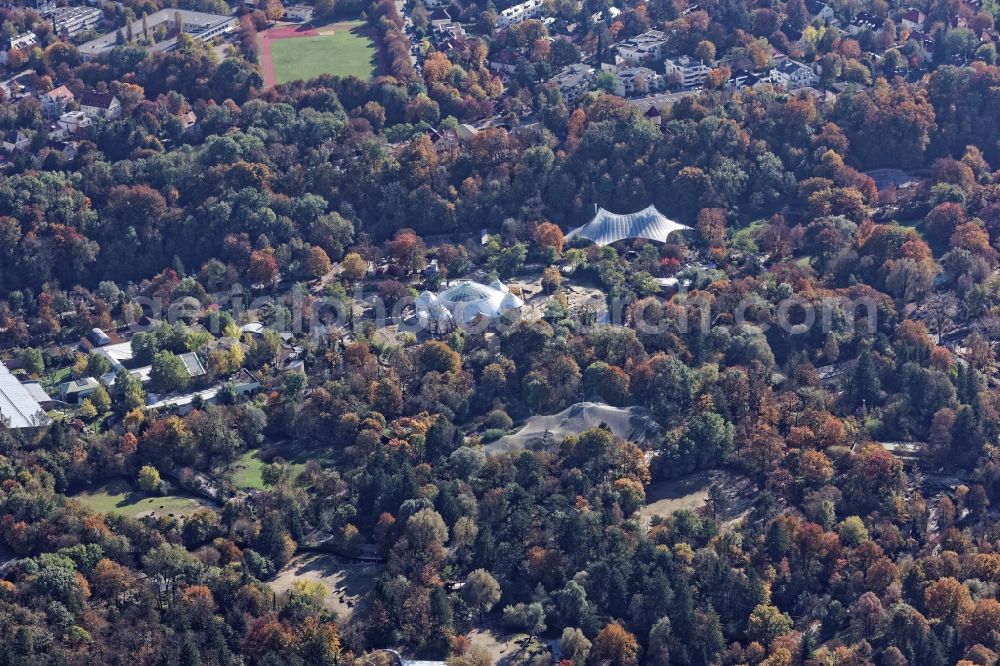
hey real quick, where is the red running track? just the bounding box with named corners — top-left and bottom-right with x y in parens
top-left (258, 26), bottom-right (321, 88)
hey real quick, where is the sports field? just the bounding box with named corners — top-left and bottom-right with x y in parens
top-left (262, 22), bottom-right (378, 86)
top-left (71, 479), bottom-right (214, 518)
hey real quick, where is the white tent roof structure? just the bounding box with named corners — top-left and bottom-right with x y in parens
top-left (487, 401), bottom-right (662, 454)
top-left (565, 204), bottom-right (691, 246)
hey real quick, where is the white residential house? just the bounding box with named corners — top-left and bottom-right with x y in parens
top-left (58, 110), bottom-right (93, 135)
top-left (2, 130), bottom-right (29, 153)
top-left (42, 140), bottom-right (78, 162)
top-left (497, 0), bottom-right (546, 28)
top-left (0, 32), bottom-right (38, 64)
top-left (40, 85), bottom-right (75, 118)
top-left (770, 59), bottom-right (819, 89)
top-left (553, 63), bottom-right (595, 103)
top-left (47, 123), bottom-right (68, 140)
top-left (605, 64), bottom-right (665, 96)
top-left (664, 55), bottom-right (711, 87)
top-left (80, 90), bottom-right (121, 120)
top-left (283, 4), bottom-right (314, 22)
top-left (231, 369), bottom-right (261, 396)
top-left (615, 30), bottom-right (668, 65)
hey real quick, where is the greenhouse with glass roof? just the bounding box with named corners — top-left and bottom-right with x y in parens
top-left (416, 280), bottom-right (524, 327)
top-left (565, 204), bottom-right (691, 246)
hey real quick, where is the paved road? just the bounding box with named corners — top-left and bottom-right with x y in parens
top-left (396, 0), bottom-right (420, 67)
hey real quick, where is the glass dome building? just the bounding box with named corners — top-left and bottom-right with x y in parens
top-left (418, 280), bottom-right (524, 326)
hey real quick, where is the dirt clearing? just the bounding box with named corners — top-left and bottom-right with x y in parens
top-left (269, 552), bottom-right (383, 620)
top-left (640, 468), bottom-right (755, 528)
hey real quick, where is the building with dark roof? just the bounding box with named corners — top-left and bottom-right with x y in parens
top-left (80, 90), bottom-right (121, 119)
top-left (2, 130), bottom-right (29, 153)
top-left (771, 59), bottom-right (819, 89)
top-left (59, 377), bottom-right (101, 404)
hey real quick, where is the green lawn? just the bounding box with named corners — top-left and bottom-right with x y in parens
top-left (729, 219), bottom-right (765, 250)
top-left (72, 479), bottom-right (212, 518)
top-left (271, 25), bottom-right (377, 83)
top-left (43, 366), bottom-right (72, 389)
top-left (228, 446), bottom-right (311, 490)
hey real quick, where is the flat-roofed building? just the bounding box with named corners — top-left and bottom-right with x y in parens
top-left (665, 55), bottom-right (711, 87)
top-left (552, 63), bottom-right (595, 103)
top-left (612, 64), bottom-right (666, 96)
top-left (23, 382), bottom-right (55, 409)
top-left (46, 5), bottom-right (102, 37)
top-left (497, 0), bottom-right (545, 28)
top-left (91, 341), bottom-right (134, 372)
top-left (615, 30), bottom-right (668, 65)
top-left (78, 9), bottom-right (238, 60)
top-left (58, 110), bottom-right (92, 134)
top-left (283, 4), bottom-right (314, 21)
top-left (1, 32), bottom-right (38, 64)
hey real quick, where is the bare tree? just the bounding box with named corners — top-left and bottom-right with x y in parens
top-left (976, 313), bottom-right (1000, 356)
top-left (924, 291), bottom-right (959, 341)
